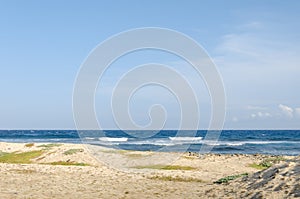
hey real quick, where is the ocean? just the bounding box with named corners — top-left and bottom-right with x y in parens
top-left (0, 130), bottom-right (299, 156)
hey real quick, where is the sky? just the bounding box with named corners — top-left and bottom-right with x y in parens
top-left (0, 0), bottom-right (299, 129)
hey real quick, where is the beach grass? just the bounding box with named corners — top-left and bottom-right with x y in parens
top-left (0, 149), bottom-right (88, 166)
top-left (48, 161), bottom-right (89, 166)
top-left (149, 175), bottom-right (204, 182)
top-left (101, 149), bottom-right (147, 158)
top-left (25, 143), bottom-right (34, 147)
top-left (133, 164), bottom-right (196, 170)
top-left (37, 143), bottom-right (62, 149)
top-left (0, 151), bottom-right (9, 156)
top-left (0, 150), bottom-right (44, 164)
top-left (63, 149), bottom-right (83, 155)
top-left (214, 173), bottom-right (248, 184)
top-left (101, 149), bottom-right (131, 154)
top-left (249, 163), bottom-right (269, 170)
top-left (249, 156), bottom-right (286, 170)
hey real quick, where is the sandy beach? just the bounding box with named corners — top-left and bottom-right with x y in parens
top-left (0, 142), bottom-right (299, 198)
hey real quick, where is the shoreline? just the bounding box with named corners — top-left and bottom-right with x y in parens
top-left (0, 142), bottom-right (299, 198)
top-left (1, 129), bottom-right (299, 156)
top-left (1, 140), bottom-right (298, 156)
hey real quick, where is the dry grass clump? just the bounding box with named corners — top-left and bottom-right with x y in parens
top-left (149, 175), bottom-right (203, 182)
top-left (25, 143), bottom-right (34, 147)
top-left (63, 149), bottom-right (83, 155)
top-left (133, 164), bottom-right (196, 170)
top-left (48, 161), bottom-right (89, 166)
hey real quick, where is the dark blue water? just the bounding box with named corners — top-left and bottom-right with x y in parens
top-left (0, 130), bottom-right (299, 155)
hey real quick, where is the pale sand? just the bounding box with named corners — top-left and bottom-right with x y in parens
top-left (0, 142), bottom-right (298, 198)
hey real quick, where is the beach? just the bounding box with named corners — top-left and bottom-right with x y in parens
top-left (0, 142), bottom-right (298, 198)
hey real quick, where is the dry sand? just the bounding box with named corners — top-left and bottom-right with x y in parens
top-left (0, 142), bottom-right (298, 198)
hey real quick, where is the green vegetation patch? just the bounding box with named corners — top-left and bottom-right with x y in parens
top-left (63, 148), bottom-right (83, 155)
top-left (214, 173), bottom-right (248, 184)
top-left (25, 143), bottom-right (34, 147)
top-left (48, 161), bottom-right (89, 166)
top-left (149, 175), bottom-right (203, 182)
top-left (101, 149), bottom-right (152, 158)
top-left (249, 156), bottom-right (286, 170)
top-left (133, 164), bottom-right (196, 170)
top-left (249, 163), bottom-right (269, 170)
top-left (0, 150), bottom-right (44, 164)
top-left (101, 149), bottom-right (129, 154)
top-left (0, 151), bottom-right (9, 156)
top-left (37, 143), bottom-right (62, 149)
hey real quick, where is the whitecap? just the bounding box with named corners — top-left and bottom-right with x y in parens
top-left (169, 137), bottom-right (203, 141)
top-left (99, 137), bottom-right (128, 142)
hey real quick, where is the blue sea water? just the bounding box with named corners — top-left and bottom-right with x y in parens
top-left (0, 130), bottom-right (299, 156)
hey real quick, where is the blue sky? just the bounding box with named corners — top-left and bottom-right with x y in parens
top-left (0, 0), bottom-right (299, 129)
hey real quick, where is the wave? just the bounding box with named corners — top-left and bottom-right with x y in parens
top-left (129, 139), bottom-right (177, 146)
top-left (226, 140), bottom-right (297, 145)
top-left (98, 137), bottom-right (128, 142)
top-left (202, 140), bottom-right (300, 146)
top-left (82, 137), bottom-right (96, 140)
top-left (93, 138), bottom-right (300, 147)
top-left (169, 137), bottom-right (203, 141)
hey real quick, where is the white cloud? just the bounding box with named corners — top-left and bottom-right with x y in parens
top-left (250, 112), bottom-right (272, 119)
top-left (216, 33), bottom-right (261, 58)
top-left (265, 112), bottom-right (272, 117)
top-left (213, 22), bottom-right (300, 128)
top-left (214, 22), bottom-right (300, 73)
top-left (259, 112), bottom-right (271, 118)
top-left (279, 104), bottom-right (294, 118)
top-left (257, 112), bottom-right (263, 117)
